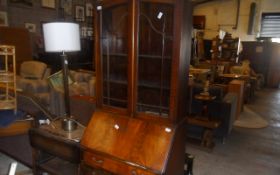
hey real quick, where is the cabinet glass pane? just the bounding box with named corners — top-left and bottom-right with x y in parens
top-left (137, 2), bottom-right (174, 117)
top-left (101, 4), bottom-right (128, 108)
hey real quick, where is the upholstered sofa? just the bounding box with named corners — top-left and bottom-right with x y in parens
top-left (187, 83), bottom-right (237, 142)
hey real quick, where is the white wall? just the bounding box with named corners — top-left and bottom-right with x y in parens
top-left (193, 0), bottom-right (280, 41)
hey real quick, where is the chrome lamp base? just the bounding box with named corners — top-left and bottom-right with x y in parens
top-left (61, 118), bottom-right (78, 131)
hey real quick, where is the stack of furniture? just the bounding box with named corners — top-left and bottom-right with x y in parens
top-left (221, 33), bottom-right (240, 63)
top-left (81, 0), bottom-right (192, 174)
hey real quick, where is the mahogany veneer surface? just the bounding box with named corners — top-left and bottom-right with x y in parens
top-left (81, 110), bottom-right (175, 174)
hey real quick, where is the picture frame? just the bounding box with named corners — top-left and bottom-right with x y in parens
top-left (75, 5), bottom-right (85, 22)
top-left (47, 70), bottom-right (74, 92)
top-left (24, 23), bottom-right (36, 33)
top-left (41, 0), bottom-right (55, 9)
top-left (60, 0), bottom-right (72, 15)
top-left (87, 27), bottom-right (93, 37)
top-left (85, 3), bottom-right (93, 17)
top-left (0, 11), bottom-right (8, 26)
top-left (81, 26), bottom-right (87, 38)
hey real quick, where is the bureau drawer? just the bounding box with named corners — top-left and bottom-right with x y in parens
top-left (83, 152), bottom-right (158, 175)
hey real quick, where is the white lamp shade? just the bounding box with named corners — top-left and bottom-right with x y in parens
top-left (43, 22), bottom-right (81, 52)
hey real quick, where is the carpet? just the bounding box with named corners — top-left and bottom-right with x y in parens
top-left (234, 106), bottom-right (268, 129)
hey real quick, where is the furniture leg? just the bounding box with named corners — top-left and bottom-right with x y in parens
top-left (201, 128), bottom-right (214, 148)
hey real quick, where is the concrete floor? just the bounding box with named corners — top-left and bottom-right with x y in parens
top-left (1, 89), bottom-right (280, 175)
top-left (0, 153), bottom-right (31, 175)
top-left (186, 88), bottom-right (280, 175)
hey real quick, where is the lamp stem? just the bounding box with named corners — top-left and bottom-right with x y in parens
top-left (61, 51), bottom-right (71, 119)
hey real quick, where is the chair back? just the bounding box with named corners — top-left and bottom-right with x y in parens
top-left (20, 61), bottom-right (47, 79)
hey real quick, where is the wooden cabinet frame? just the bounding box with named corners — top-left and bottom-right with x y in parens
top-left (94, 0), bottom-right (191, 124)
top-left (82, 1), bottom-right (192, 174)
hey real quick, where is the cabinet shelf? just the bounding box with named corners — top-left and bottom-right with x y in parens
top-left (0, 95), bottom-right (16, 110)
top-left (0, 45), bottom-right (17, 112)
top-left (101, 36), bottom-right (127, 39)
top-left (103, 53), bottom-right (127, 57)
top-left (137, 103), bottom-right (169, 110)
top-left (103, 97), bottom-right (127, 103)
top-left (103, 53), bottom-right (172, 60)
top-left (137, 103), bottom-right (169, 117)
top-left (103, 78), bottom-right (170, 90)
top-left (139, 54), bottom-right (172, 60)
top-left (103, 78), bottom-right (127, 85)
top-left (0, 72), bottom-right (14, 82)
top-left (0, 52), bottom-right (14, 56)
top-left (138, 81), bottom-right (170, 90)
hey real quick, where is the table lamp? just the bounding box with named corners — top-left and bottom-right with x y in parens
top-left (43, 22), bottom-right (81, 131)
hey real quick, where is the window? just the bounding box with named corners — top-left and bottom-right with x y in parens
top-left (260, 13), bottom-right (280, 38)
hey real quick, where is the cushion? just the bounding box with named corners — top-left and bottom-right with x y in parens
top-left (20, 61), bottom-right (47, 79)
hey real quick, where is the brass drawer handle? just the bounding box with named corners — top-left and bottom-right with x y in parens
top-left (92, 156), bottom-right (104, 164)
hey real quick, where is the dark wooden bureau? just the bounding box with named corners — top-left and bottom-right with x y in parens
top-left (81, 0), bottom-right (192, 174)
top-left (81, 111), bottom-right (186, 175)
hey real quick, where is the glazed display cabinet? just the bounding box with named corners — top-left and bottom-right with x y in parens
top-left (81, 0), bottom-right (192, 174)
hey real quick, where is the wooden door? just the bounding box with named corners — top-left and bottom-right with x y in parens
top-left (95, 0), bottom-right (132, 115)
top-left (136, 1), bottom-right (174, 119)
top-left (135, 0), bottom-right (191, 124)
top-left (95, 0), bottom-right (191, 123)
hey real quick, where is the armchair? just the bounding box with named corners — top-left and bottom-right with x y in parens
top-left (49, 70), bottom-right (96, 117)
top-left (17, 61), bottom-right (51, 107)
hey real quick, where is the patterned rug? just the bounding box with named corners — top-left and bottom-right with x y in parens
top-left (234, 106), bottom-right (268, 129)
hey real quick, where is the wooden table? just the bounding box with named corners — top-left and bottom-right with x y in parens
top-left (29, 119), bottom-right (85, 175)
top-left (194, 93), bottom-right (216, 117)
top-left (187, 93), bottom-right (221, 149)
